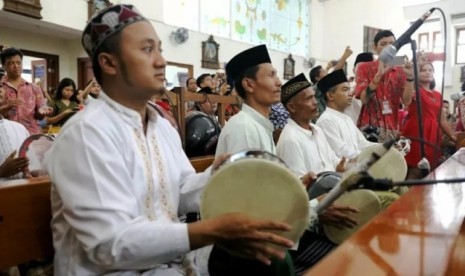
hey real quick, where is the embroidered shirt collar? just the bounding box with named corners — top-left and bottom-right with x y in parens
top-left (99, 92), bottom-right (159, 128)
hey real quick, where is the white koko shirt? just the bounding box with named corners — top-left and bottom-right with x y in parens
top-left (316, 107), bottom-right (376, 160)
top-left (277, 118), bottom-right (341, 177)
top-left (215, 103), bottom-right (275, 156)
top-left (45, 92), bottom-right (210, 275)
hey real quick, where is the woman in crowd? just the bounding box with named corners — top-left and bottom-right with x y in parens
top-left (402, 63), bottom-right (456, 179)
top-left (46, 78), bottom-right (80, 132)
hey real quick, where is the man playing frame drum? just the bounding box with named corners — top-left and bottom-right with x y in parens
top-left (45, 4), bottom-right (296, 275)
top-left (276, 73), bottom-right (360, 272)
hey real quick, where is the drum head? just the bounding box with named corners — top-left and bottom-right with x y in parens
top-left (201, 158), bottom-right (309, 245)
top-left (18, 134), bottom-right (54, 176)
top-left (357, 145), bottom-right (407, 182)
top-left (323, 189), bottom-right (382, 244)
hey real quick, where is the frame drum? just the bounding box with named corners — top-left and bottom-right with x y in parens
top-left (323, 189), bottom-right (382, 244)
top-left (357, 144), bottom-right (407, 182)
top-left (18, 134), bottom-right (55, 176)
top-left (200, 151), bottom-right (309, 246)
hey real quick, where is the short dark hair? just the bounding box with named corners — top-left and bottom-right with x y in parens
top-left (461, 80), bottom-right (465, 92)
top-left (1, 47), bottom-right (23, 66)
top-left (92, 32), bottom-right (122, 84)
top-left (323, 85), bottom-right (338, 103)
top-left (186, 77), bottom-right (195, 87)
top-left (196, 74), bottom-right (211, 87)
top-left (54, 78), bottom-right (78, 102)
top-left (374, 30), bottom-right (396, 46)
top-left (309, 65), bottom-right (322, 84)
top-left (234, 65), bottom-right (260, 99)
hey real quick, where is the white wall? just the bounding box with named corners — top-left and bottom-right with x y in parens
top-left (309, 0), bottom-right (412, 75)
top-left (1, 27), bottom-right (82, 83)
top-left (2, 0), bottom-right (463, 92)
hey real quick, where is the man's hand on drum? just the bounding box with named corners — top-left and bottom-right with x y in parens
top-left (319, 204), bottom-right (358, 230)
top-left (301, 171), bottom-right (317, 188)
top-left (188, 213), bottom-right (294, 265)
top-left (211, 154), bottom-right (231, 171)
top-left (0, 150), bottom-right (29, 178)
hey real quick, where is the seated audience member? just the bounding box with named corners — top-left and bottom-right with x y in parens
top-left (193, 86), bottom-right (218, 116)
top-left (196, 73), bottom-right (215, 91)
top-left (185, 77), bottom-right (198, 111)
top-left (224, 88), bottom-right (242, 121)
top-left (277, 73), bottom-right (358, 273)
top-left (0, 47), bottom-right (51, 134)
top-left (316, 69), bottom-right (376, 160)
top-left (45, 5), bottom-right (293, 275)
top-left (269, 102), bottom-right (289, 130)
top-left (441, 99), bottom-right (457, 158)
top-left (46, 78), bottom-right (80, 132)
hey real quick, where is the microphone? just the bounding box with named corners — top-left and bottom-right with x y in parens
top-left (314, 139), bottom-right (395, 214)
top-left (379, 8), bottom-right (436, 63)
top-left (451, 92), bottom-right (465, 101)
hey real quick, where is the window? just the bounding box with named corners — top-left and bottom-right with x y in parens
top-left (432, 31), bottom-right (443, 53)
top-left (418, 32), bottom-right (429, 52)
top-left (456, 27), bottom-right (465, 64)
top-left (163, 0), bottom-right (310, 56)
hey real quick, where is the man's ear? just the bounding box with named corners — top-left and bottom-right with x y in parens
top-left (325, 91), bottom-right (334, 103)
top-left (285, 101), bottom-right (296, 114)
top-left (241, 77), bottom-right (255, 95)
top-left (98, 53), bottom-right (118, 77)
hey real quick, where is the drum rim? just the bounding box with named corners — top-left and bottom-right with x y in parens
top-left (323, 189), bottom-right (382, 244)
top-left (201, 156), bottom-right (309, 244)
top-left (18, 134), bottom-right (55, 158)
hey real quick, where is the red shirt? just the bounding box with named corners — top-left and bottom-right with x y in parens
top-left (1, 78), bottom-right (45, 134)
top-left (355, 60), bottom-right (407, 133)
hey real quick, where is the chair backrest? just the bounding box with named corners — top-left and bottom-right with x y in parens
top-left (0, 178), bottom-right (54, 269)
top-left (456, 132), bottom-right (465, 149)
top-left (190, 155), bottom-right (215, 172)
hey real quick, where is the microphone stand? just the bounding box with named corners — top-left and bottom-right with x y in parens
top-left (351, 174), bottom-right (465, 190)
top-left (410, 39), bottom-right (430, 177)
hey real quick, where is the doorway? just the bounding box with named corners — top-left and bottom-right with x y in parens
top-left (0, 45), bottom-right (59, 97)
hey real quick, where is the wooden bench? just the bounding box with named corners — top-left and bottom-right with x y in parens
top-left (0, 156), bottom-right (214, 269)
top-left (0, 177), bottom-right (53, 269)
top-left (304, 149), bottom-right (465, 275)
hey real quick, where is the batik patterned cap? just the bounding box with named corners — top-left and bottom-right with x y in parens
top-left (281, 73), bottom-right (312, 104)
top-left (81, 4), bottom-right (147, 57)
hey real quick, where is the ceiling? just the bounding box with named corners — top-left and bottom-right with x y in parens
top-left (0, 10), bottom-right (81, 40)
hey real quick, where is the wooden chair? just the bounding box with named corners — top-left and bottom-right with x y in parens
top-left (456, 131), bottom-right (465, 149)
top-left (190, 155), bottom-right (215, 173)
top-left (169, 87), bottom-right (241, 149)
top-left (0, 178), bottom-right (54, 269)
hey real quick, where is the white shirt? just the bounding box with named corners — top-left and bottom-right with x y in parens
top-left (45, 93), bottom-right (210, 275)
top-left (316, 107), bottom-right (376, 160)
top-left (277, 119), bottom-right (341, 177)
top-left (0, 116), bottom-right (29, 181)
top-left (343, 98), bottom-right (362, 124)
top-left (215, 103), bottom-right (275, 156)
